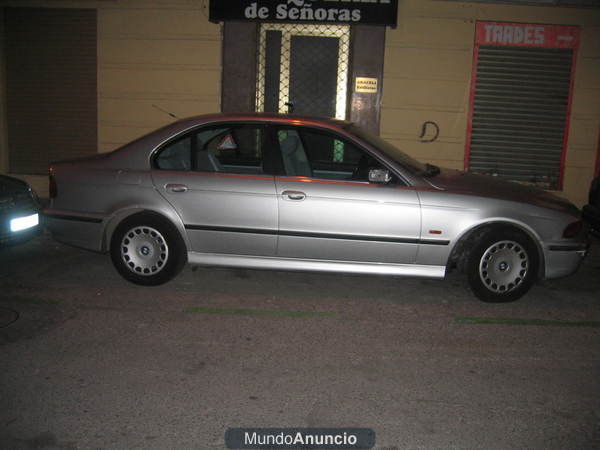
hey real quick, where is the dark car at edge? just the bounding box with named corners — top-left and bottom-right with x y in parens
top-left (0, 175), bottom-right (41, 247)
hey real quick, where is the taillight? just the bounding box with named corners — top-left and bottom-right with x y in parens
top-left (563, 220), bottom-right (582, 238)
top-left (49, 169), bottom-right (57, 199)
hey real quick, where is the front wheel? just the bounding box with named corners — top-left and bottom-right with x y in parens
top-left (466, 228), bottom-right (539, 303)
top-left (110, 213), bottom-right (186, 286)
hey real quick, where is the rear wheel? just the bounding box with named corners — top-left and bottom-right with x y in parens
top-left (466, 228), bottom-right (538, 303)
top-left (110, 213), bottom-right (186, 286)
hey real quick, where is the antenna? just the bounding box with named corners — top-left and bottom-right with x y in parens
top-left (152, 104), bottom-right (178, 119)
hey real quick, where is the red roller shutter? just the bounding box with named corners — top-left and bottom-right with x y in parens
top-left (466, 22), bottom-right (579, 190)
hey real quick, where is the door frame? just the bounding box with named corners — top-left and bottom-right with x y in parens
top-left (255, 23), bottom-right (350, 120)
top-left (221, 22), bottom-right (386, 134)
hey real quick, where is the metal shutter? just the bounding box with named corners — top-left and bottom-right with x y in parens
top-left (467, 22), bottom-right (579, 190)
top-left (5, 8), bottom-right (97, 174)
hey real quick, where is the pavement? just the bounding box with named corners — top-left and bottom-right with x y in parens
top-left (0, 232), bottom-right (599, 449)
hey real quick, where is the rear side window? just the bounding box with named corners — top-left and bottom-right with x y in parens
top-left (154, 136), bottom-right (192, 171)
top-left (154, 124), bottom-right (265, 175)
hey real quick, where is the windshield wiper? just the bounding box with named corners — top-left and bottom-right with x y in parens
top-left (423, 163), bottom-right (440, 177)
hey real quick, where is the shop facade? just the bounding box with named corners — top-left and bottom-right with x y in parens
top-left (0, 0), bottom-right (598, 206)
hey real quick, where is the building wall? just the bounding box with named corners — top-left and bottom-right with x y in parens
top-left (97, 0), bottom-right (221, 154)
top-left (0, 6), bottom-right (8, 175)
top-left (381, 0), bottom-right (600, 207)
top-left (0, 0), bottom-right (598, 206)
top-left (0, 0), bottom-right (221, 195)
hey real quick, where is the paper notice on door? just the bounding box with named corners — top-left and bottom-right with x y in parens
top-left (355, 77), bottom-right (378, 94)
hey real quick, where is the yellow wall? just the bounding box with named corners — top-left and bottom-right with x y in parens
top-left (0, 0), bottom-right (598, 206)
top-left (0, 0), bottom-right (222, 195)
top-left (381, 0), bottom-right (600, 207)
top-left (97, 0), bottom-right (221, 153)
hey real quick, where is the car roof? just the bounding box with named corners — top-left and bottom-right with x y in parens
top-left (172, 112), bottom-right (352, 130)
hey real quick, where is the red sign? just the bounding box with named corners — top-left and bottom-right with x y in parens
top-left (476, 22), bottom-right (579, 49)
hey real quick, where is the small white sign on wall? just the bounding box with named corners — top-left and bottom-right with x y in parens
top-left (355, 77), bottom-right (378, 94)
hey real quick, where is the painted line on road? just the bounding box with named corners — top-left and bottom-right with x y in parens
top-left (456, 316), bottom-right (600, 328)
top-left (10, 296), bottom-right (61, 305)
top-left (184, 306), bottom-right (336, 318)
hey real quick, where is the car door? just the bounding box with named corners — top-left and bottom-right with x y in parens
top-left (151, 123), bottom-right (278, 256)
top-left (274, 126), bottom-right (421, 264)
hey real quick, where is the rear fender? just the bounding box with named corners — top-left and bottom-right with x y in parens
top-left (101, 205), bottom-right (189, 253)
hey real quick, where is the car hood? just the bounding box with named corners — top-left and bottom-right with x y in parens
top-left (425, 169), bottom-right (580, 216)
top-left (0, 174), bottom-right (30, 196)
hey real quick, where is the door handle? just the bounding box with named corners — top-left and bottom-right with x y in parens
top-left (165, 183), bottom-right (188, 193)
top-left (282, 190), bottom-right (306, 201)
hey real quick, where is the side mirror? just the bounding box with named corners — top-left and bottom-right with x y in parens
top-left (368, 168), bottom-right (392, 184)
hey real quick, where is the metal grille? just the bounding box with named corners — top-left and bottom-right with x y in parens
top-left (256, 23), bottom-right (350, 120)
top-left (468, 45), bottom-right (574, 189)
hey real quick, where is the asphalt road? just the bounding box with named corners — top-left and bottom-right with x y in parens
top-left (1, 232), bottom-right (599, 449)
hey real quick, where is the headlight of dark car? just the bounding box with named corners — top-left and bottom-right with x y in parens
top-left (0, 175), bottom-right (41, 245)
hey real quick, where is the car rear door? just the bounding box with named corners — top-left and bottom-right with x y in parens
top-left (151, 123), bottom-right (278, 256)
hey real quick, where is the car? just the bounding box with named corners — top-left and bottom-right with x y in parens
top-left (583, 176), bottom-right (599, 236)
top-left (43, 113), bottom-right (588, 302)
top-left (0, 174), bottom-right (41, 246)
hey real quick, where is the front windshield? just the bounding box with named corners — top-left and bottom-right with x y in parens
top-left (346, 123), bottom-right (430, 176)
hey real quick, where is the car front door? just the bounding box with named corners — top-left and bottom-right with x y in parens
top-left (151, 123), bottom-right (278, 256)
top-left (273, 126), bottom-right (421, 264)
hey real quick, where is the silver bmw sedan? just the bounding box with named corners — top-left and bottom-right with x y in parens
top-left (44, 113), bottom-right (588, 302)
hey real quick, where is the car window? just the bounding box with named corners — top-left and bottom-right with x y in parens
top-left (278, 129), bottom-right (312, 177)
top-left (155, 136), bottom-right (192, 171)
top-left (154, 124), bottom-right (265, 175)
top-left (277, 127), bottom-right (394, 183)
top-left (201, 126), bottom-right (264, 175)
top-left (346, 123), bottom-right (427, 176)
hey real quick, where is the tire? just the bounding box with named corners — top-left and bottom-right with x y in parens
top-left (110, 212), bottom-right (186, 286)
top-left (466, 227), bottom-right (538, 303)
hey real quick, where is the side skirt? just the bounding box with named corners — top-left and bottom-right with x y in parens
top-left (187, 252), bottom-right (446, 278)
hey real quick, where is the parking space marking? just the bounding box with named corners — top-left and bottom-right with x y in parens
top-left (456, 316), bottom-right (600, 328)
top-left (7, 296), bottom-right (62, 305)
top-left (184, 306), bottom-right (336, 318)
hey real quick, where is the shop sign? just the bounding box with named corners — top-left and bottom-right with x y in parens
top-left (476, 22), bottom-right (579, 49)
top-left (210, 0), bottom-right (399, 27)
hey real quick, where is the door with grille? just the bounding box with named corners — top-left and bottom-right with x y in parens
top-left (256, 24), bottom-right (350, 120)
